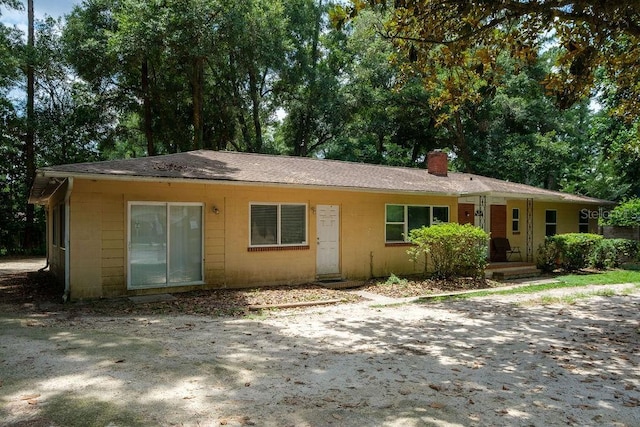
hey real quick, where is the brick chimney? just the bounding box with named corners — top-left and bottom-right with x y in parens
top-left (427, 150), bottom-right (448, 177)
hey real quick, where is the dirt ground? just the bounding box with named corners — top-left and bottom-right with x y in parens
top-left (1, 258), bottom-right (639, 426)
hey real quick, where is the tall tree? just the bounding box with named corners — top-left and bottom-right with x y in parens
top-left (334, 1), bottom-right (640, 120)
top-left (0, 0), bottom-right (24, 254)
top-left (22, 0), bottom-right (36, 249)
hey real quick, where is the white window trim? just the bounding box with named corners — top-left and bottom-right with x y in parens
top-left (127, 201), bottom-right (205, 290)
top-left (385, 204), bottom-right (450, 243)
top-left (249, 202), bottom-right (308, 247)
top-left (512, 208), bottom-right (520, 233)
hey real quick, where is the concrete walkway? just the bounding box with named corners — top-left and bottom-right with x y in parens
top-left (0, 257), bottom-right (46, 276)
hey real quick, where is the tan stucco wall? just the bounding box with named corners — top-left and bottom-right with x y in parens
top-left (62, 177), bottom-right (604, 299)
top-left (501, 200), bottom-right (600, 261)
top-left (66, 178), bottom-right (457, 298)
top-left (532, 201), bottom-right (599, 250)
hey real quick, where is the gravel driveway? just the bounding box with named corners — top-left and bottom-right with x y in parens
top-left (1, 259), bottom-right (639, 426)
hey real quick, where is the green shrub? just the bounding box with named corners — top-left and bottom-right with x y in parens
top-left (557, 233), bottom-right (603, 271)
top-left (536, 237), bottom-right (561, 273)
top-left (589, 239), bottom-right (639, 269)
top-left (537, 233), bottom-right (603, 272)
top-left (407, 223), bottom-right (489, 279)
top-left (600, 198), bottom-right (640, 226)
top-left (384, 273), bottom-right (408, 286)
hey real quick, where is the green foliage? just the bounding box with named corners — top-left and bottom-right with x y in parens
top-left (556, 233), bottom-right (603, 272)
top-left (384, 273), bottom-right (408, 286)
top-left (536, 237), bottom-right (561, 273)
top-left (537, 233), bottom-right (610, 272)
top-left (600, 198), bottom-right (640, 226)
top-left (407, 223), bottom-right (489, 279)
top-left (589, 239), bottom-right (639, 269)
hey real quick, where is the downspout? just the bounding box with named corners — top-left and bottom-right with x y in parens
top-left (63, 177), bottom-right (73, 302)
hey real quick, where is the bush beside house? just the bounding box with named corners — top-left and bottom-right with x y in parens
top-left (408, 223), bottom-right (490, 279)
top-left (537, 233), bottom-right (639, 272)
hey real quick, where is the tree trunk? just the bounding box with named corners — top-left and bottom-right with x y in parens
top-left (452, 111), bottom-right (472, 173)
top-left (248, 67), bottom-right (263, 153)
top-left (295, 0), bottom-right (322, 157)
top-left (141, 59), bottom-right (155, 156)
top-left (192, 56), bottom-right (204, 150)
top-left (23, 0), bottom-right (35, 251)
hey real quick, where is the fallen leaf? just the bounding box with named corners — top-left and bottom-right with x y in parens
top-left (19, 394), bottom-right (40, 401)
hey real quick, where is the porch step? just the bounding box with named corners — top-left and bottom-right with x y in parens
top-left (491, 267), bottom-right (541, 281)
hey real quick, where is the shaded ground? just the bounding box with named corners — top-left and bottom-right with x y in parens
top-left (0, 258), bottom-right (494, 317)
top-left (358, 276), bottom-right (499, 298)
top-left (1, 258), bottom-right (639, 426)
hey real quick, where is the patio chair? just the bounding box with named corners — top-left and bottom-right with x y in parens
top-left (491, 237), bottom-right (522, 262)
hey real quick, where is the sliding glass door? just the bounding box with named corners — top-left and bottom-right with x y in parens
top-left (129, 203), bottom-right (203, 289)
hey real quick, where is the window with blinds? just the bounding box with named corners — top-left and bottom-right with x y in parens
top-left (250, 203), bottom-right (307, 246)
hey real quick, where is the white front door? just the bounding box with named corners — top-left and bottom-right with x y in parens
top-left (316, 205), bottom-right (340, 276)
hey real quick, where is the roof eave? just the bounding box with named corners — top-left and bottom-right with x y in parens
top-left (28, 174), bottom-right (66, 205)
top-left (31, 170), bottom-right (462, 198)
top-left (461, 191), bottom-right (613, 205)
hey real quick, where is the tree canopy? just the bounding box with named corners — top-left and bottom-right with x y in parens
top-left (334, 1), bottom-right (640, 118)
top-left (1, 0), bottom-right (639, 254)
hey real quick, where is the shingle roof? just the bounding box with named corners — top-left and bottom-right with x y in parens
top-left (29, 150), bottom-right (610, 204)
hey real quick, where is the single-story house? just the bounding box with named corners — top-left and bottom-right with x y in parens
top-left (29, 150), bottom-right (609, 300)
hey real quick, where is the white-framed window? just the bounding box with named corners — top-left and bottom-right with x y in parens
top-left (578, 210), bottom-right (589, 233)
top-left (385, 204), bottom-right (449, 242)
top-left (128, 202), bottom-right (204, 289)
top-left (51, 203), bottom-right (65, 248)
top-left (545, 210), bottom-right (557, 237)
top-left (59, 204), bottom-right (66, 249)
top-left (512, 208), bottom-right (520, 233)
top-left (52, 206), bottom-right (58, 247)
top-left (250, 203), bottom-right (307, 247)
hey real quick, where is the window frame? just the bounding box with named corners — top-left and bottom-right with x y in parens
top-left (385, 204), bottom-right (450, 243)
top-left (578, 210), bottom-right (589, 233)
top-left (127, 201), bottom-right (204, 290)
top-left (59, 203), bottom-right (66, 249)
top-left (249, 202), bottom-right (308, 248)
top-left (545, 209), bottom-right (557, 237)
top-left (512, 208), bottom-right (520, 233)
top-left (52, 205), bottom-right (58, 248)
